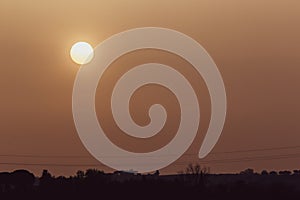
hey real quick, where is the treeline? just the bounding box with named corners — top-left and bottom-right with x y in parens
top-left (1, 165), bottom-right (300, 200)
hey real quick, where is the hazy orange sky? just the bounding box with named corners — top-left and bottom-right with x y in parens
top-left (1, 0), bottom-right (300, 176)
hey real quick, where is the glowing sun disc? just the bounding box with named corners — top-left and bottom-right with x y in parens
top-left (70, 42), bottom-right (94, 65)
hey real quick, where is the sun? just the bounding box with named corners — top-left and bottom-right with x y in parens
top-left (70, 42), bottom-right (94, 65)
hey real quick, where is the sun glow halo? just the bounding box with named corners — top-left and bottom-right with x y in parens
top-left (70, 42), bottom-right (94, 65)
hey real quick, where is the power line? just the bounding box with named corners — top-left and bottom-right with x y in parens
top-left (200, 153), bottom-right (300, 164)
top-left (0, 144), bottom-right (300, 158)
top-left (0, 162), bottom-right (103, 167)
top-left (0, 154), bottom-right (89, 158)
top-left (0, 152), bottom-right (300, 167)
top-left (212, 145), bottom-right (300, 154)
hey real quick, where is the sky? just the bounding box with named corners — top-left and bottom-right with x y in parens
top-left (0, 0), bottom-right (300, 176)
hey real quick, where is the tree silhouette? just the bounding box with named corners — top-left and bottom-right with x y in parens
top-left (10, 170), bottom-right (35, 191)
top-left (261, 170), bottom-right (269, 175)
top-left (184, 163), bottom-right (208, 186)
top-left (240, 168), bottom-right (255, 175)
